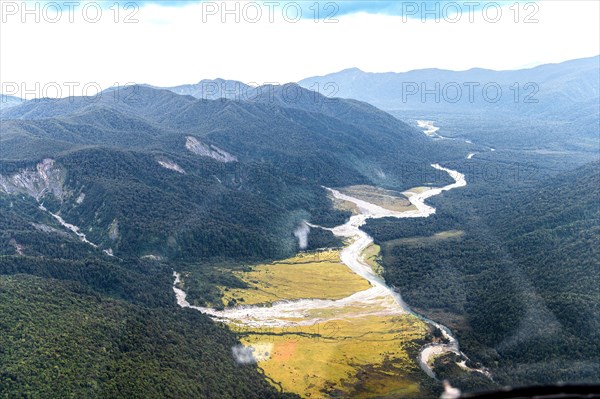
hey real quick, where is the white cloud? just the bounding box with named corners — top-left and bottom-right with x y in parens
top-left (1, 1), bottom-right (598, 97)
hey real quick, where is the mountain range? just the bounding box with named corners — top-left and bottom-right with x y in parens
top-left (0, 83), bottom-right (462, 262)
top-left (298, 56), bottom-right (600, 115)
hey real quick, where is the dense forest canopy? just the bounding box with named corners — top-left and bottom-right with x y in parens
top-left (363, 161), bottom-right (600, 390)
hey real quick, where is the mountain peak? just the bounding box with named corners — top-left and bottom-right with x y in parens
top-left (164, 79), bottom-right (252, 100)
top-left (0, 94), bottom-right (25, 110)
top-left (339, 67), bottom-right (365, 73)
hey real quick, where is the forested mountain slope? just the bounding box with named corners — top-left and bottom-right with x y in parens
top-left (364, 161), bottom-right (600, 390)
top-left (1, 85), bottom-right (459, 184)
top-left (0, 85), bottom-right (460, 261)
top-left (0, 190), bottom-right (300, 398)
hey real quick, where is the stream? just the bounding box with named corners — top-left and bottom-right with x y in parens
top-left (38, 203), bottom-right (114, 256)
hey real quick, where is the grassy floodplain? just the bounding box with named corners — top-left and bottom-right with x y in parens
top-left (220, 250), bottom-right (371, 307)
top-left (239, 315), bottom-right (428, 398)
top-left (217, 248), bottom-right (431, 398)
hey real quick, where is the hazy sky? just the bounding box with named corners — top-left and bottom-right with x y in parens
top-left (1, 0), bottom-right (599, 97)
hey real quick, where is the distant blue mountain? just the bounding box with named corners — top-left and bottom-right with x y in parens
top-left (162, 79), bottom-right (253, 100)
top-left (0, 94), bottom-right (24, 110)
top-left (298, 56), bottom-right (600, 116)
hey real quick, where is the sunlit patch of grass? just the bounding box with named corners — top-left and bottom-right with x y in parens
top-left (384, 230), bottom-right (464, 248)
top-left (240, 314), bottom-right (428, 398)
top-left (361, 243), bottom-right (383, 276)
top-left (337, 185), bottom-right (416, 212)
top-left (220, 250), bottom-right (371, 307)
top-left (329, 193), bottom-right (360, 214)
top-left (433, 230), bottom-right (464, 239)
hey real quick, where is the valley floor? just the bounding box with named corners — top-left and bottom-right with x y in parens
top-left (173, 165), bottom-right (484, 398)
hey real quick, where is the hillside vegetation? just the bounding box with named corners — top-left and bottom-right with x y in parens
top-left (364, 161), bottom-right (600, 390)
